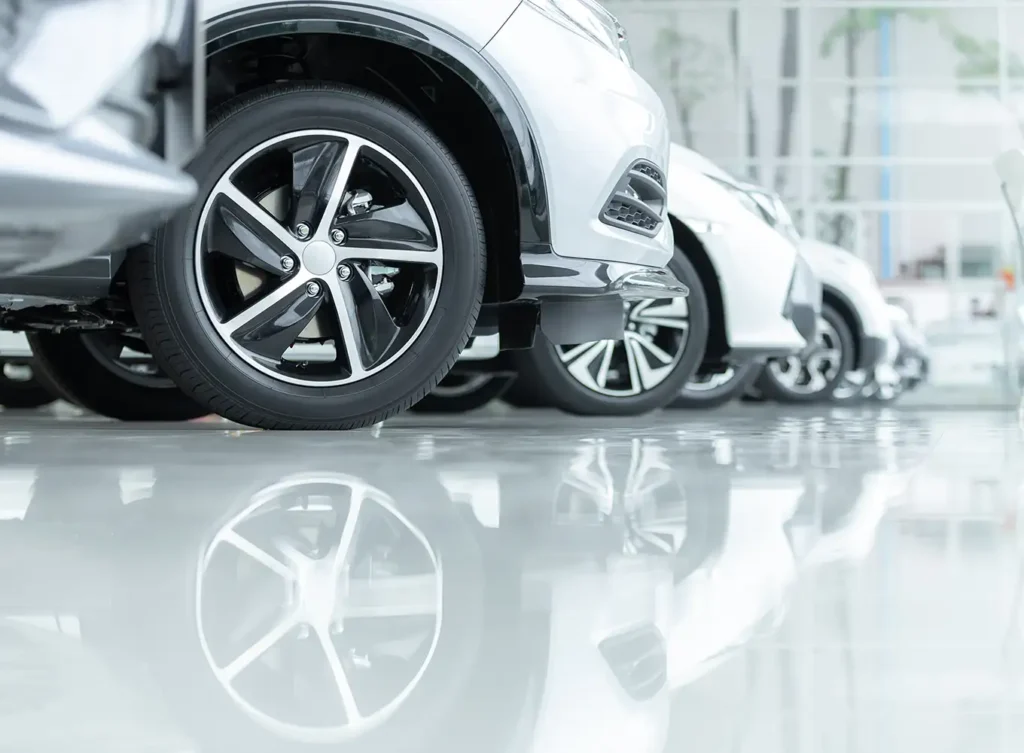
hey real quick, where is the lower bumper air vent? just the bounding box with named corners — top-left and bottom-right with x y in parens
top-left (600, 160), bottom-right (668, 238)
top-left (598, 623), bottom-right (667, 701)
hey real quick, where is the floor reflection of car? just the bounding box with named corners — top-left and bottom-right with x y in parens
top-left (0, 415), bottom-right (934, 753)
top-left (0, 433), bottom-right (682, 753)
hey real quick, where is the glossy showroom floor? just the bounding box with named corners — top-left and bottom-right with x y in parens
top-left (1, 405), bottom-right (1023, 753)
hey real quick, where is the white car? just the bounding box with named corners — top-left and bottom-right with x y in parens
top-left (755, 238), bottom-right (895, 403)
top-left (416, 143), bottom-right (820, 414)
top-left (0, 0), bottom-right (682, 428)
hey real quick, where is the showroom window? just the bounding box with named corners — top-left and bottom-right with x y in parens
top-left (605, 0), bottom-right (1021, 283)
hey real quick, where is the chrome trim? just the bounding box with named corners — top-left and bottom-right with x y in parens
top-left (609, 269), bottom-right (689, 301)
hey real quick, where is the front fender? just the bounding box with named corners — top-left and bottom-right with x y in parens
top-left (204, 1), bottom-right (550, 247)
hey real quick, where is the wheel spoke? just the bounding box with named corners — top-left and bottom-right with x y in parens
top-left (219, 612), bottom-right (299, 681)
top-left (630, 298), bottom-right (689, 330)
top-left (339, 245), bottom-right (442, 267)
top-left (212, 181), bottom-right (301, 274)
top-left (806, 367), bottom-right (828, 392)
top-left (632, 334), bottom-right (676, 366)
top-left (288, 141), bottom-right (345, 232)
top-left (325, 269), bottom-right (401, 378)
top-left (221, 530), bottom-right (294, 581)
top-left (316, 624), bottom-right (362, 723)
top-left (625, 334), bottom-right (674, 392)
top-left (228, 278), bottom-right (325, 361)
top-left (335, 200), bottom-right (437, 253)
top-left (314, 139), bottom-right (363, 241)
top-left (330, 486), bottom-right (364, 581)
top-left (595, 339), bottom-right (616, 389)
top-left (622, 337), bottom-right (643, 395)
top-left (560, 340), bottom-right (616, 393)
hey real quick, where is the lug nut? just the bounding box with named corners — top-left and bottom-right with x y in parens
top-left (337, 264), bottom-right (352, 281)
top-left (330, 228), bottom-right (347, 245)
top-left (295, 223), bottom-right (311, 239)
top-left (280, 256), bottom-right (295, 272)
top-left (306, 281), bottom-right (321, 296)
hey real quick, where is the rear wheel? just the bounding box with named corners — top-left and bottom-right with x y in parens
top-left (27, 331), bottom-right (209, 421)
top-left (127, 83), bottom-right (485, 430)
top-left (670, 362), bottom-right (760, 410)
top-left (756, 303), bottom-right (854, 403)
top-left (411, 374), bottom-right (514, 414)
top-left (500, 378), bottom-right (549, 409)
top-left (509, 250), bottom-right (708, 416)
top-left (0, 358), bottom-right (56, 409)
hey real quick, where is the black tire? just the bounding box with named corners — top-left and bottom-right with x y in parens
top-left (126, 82), bottom-right (485, 430)
top-left (756, 302), bottom-right (855, 404)
top-left (411, 374), bottom-right (515, 414)
top-left (509, 249), bottom-right (709, 416)
top-left (670, 361), bottom-right (761, 410)
top-left (27, 331), bottom-right (209, 421)
top-left (0, 359), bottom-right (57, 409)
top-left (500, 377), bottom-right (549, 409)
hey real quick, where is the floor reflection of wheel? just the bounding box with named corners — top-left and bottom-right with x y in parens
top-left (410, 374), bottom-right (514, 414)
top-left (0, 358), bottom-right (57, 409)
top-left (670, 362), bottom-right (760, 410)
top-left (27, 331), bottom-right (209, 421)
top-left (124, 471), bottom-right (484, 753)
top-left (755, 303), bottom-right (854, 404)
top-left (509, 251), bottom-right (708, 416)
top-left (127, 83), bottom-right (485, 430)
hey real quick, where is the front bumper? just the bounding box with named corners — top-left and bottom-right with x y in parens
top-left (0, 0), bottom-right (202, 276)
top-left (785, 252), bottom-right (822, 345)
top-left (484, 2), bottom-right (673, 269)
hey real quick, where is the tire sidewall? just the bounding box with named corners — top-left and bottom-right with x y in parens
top-left (512, 249), bottom-right (710, 416)
top-left (27, 332), bottom-right (207, 421)
top-left (758, 303), bottom-right (856, 403)
top-left (670, 362), bottom-right (759, 410)
top-left (411, 375), bottom-right (514, 414)
top-left (137, 85), bottom-right (483, 423)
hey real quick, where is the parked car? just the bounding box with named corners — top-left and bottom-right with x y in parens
top-left (0, 0), bottom-right (683, 429)
top-left (753, 238), bottom-right (895, 404)
top-left (0, 0), bottom-right (202, 276)
top-left (832, 302), bottom-right (929, 403)
top-left (416, 142), bottom-right (819, 415)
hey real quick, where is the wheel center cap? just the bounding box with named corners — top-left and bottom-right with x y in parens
top-left (302, 241), bottom-right (337, 276)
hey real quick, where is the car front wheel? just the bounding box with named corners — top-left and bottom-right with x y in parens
top-left (509, 250), bottom-right (708, 416)
top-left (127, 83), bottom-right (485, 430)
top-left (755, 303), bottom-right (855, 403)
top-left (670, 362), bottom-right (760, 410)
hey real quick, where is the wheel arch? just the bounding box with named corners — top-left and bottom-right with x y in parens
top-left (822, 285), bottom-right (864, 369)
top-left (669, 214), bottom-right (728, 365)
top-left (202, 3), bottom-right (549, 303)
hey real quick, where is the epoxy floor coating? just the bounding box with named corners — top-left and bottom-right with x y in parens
top-left (0, 405), bottom-right (1022, 753)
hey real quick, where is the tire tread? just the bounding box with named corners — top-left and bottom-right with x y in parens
top-left (127, 81), bottom-right (486, 430)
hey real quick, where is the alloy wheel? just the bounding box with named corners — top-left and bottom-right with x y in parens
top-left (768, 316), bottom-right (843, 395)
top-left (685, 367), bottom-right (737, 393)
top-left (194, 130), bottom-right (443, 387)
top-left (556, 297), bottom-right (690, 397)
top-left (195, 473), bottom-right (442, 744)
